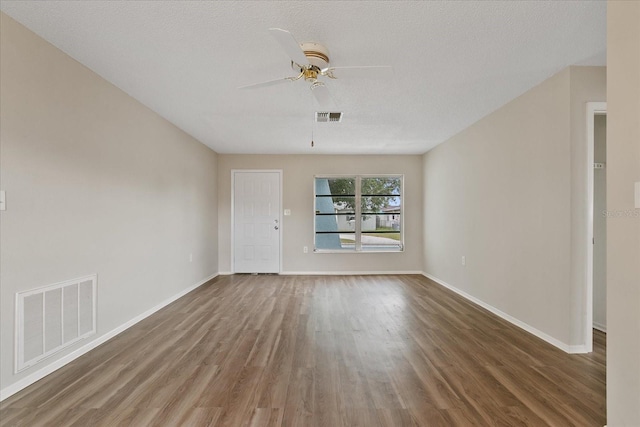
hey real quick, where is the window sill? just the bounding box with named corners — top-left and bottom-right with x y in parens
top-left (313, 248), bottom-right (404, 254)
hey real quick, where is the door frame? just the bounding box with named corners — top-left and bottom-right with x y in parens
top-left (231, 169), bottom-right (283, 274)
top-left (585, 102), bottom-right (607, 352)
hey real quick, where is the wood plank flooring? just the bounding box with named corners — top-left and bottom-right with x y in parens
top-left (0, 274), bottom-right (606, 426)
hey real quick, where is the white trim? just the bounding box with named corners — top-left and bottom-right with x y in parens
top-left (423, 272), bottom-right (588, 354)
top-left (0, 273), bottom-right (217, 402)
top-left (281, 270), bottom-right (423, 276)
top-left (586, 102), bottom-right (607, 354)
top-left (231, 170), bottom-right (283, 274)
top-left (593, 322), bottom-right (607, 333)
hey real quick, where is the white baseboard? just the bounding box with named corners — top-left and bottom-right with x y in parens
top-left (221, 271), bottom-right (423, 276)
top-left (280, 270), bottom-right (424, 276)
top-left (593, 322), bottom-right (607, 333)
top-left (422, 272), bottom-right (587, 354)
top-left (0, 273), bottom-right (218, 402)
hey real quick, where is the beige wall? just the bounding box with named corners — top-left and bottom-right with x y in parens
top-left (0, 13), bottom-right (218, 392)
top-left (423, 66), bottom-right (605, 349)
top-left (607, 1), bottom-right (640, 425)
top-left (217, 155), bottom-right (423, 274)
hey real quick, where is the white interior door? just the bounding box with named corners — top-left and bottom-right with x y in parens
top-left (233, 171), bottom-right (281, 273)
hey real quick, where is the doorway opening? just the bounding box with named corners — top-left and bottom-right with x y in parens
top-left (586, 102), bottom-right (607, 352)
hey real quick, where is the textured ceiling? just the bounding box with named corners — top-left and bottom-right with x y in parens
top-left (0, 1), bottom-right (606, 154)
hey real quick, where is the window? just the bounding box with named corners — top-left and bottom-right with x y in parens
top-left (314, 175), bottom-right (403, 252)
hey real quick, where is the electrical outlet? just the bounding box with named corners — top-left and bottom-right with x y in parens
top-left (461, 256), bottom-right (466, 266)
top-left (303, 246), bottom-right (308, 253)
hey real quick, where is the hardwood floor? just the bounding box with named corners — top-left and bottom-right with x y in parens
top-left (0, 274), bottom-right (606, 426)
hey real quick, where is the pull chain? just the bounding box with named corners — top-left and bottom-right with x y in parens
top-left (310, 109), bottom-right (315, 148)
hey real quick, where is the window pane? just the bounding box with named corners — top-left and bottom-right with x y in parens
top-left (361, 196), bottom-right (401, 214)
top-left (361, 177), bottom-right (401, 216)
top-left (359, 213), bottom-right (402, 231)
top-left (315, 232), bottom-right (355, 250)
top-left (361, 177), bottom-right (401, 195)
top-left (316, 213), bottom-right (359, 232)
top-left (315, 177), bottom-right (357, 251)
top-left (316, 196), bottom-right (355, 214)
top-left (315, 177), bottom-right (355, 196)
top-left (361, 237), bottom-right (402, 251)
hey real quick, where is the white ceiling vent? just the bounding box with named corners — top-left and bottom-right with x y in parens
top-left (316, 112), bottom-right (343, 123)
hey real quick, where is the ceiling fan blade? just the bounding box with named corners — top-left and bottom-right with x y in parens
top-left (310, 83), bottom-right (336, 109)
top-left (323, 65), bottom-right (393, 79)
top-left (238, 77), bottom-right (294, 90)
top-left (268, 28), bottom-right (309, 67)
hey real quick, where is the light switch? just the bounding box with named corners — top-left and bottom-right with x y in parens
top-left (635, 182), bottom-right (640, 209)
top-left (0, 191), bottom-right (5, 211)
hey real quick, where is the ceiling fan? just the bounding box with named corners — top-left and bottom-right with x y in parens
top-left (239, 28), bottom-right (393, 108)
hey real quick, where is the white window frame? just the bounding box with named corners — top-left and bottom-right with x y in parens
top-left (314, 174), bottom-right (404, 253)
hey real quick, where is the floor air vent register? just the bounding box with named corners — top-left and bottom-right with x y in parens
top-left (15, 275), bottom-right (97, 372)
